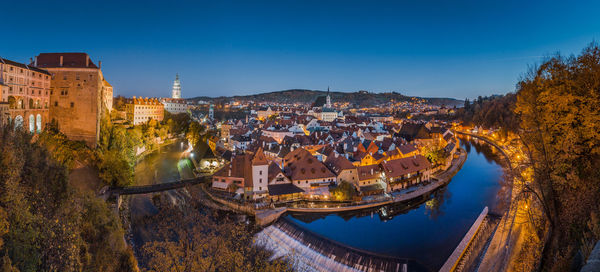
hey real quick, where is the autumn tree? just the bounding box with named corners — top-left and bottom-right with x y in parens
top-left (0, 126), bottom-right (137, 272)
top-left (514, 43), bottom-right (600, 270)
top-left (139, 195), bottom-right (291, 272)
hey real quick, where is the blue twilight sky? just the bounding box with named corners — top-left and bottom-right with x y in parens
top-left (1, 0), bottom-right (599, 100)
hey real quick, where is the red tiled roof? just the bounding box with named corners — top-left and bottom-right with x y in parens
top-left (357, 164), bottom-right (382, 181)
top-left (34, 53), bottom-right (98, 68)
top-left (324, 153), bottom-right (355, 175)
top-left (283, 148), bottom-right (336, 181)
top-left (381, 155), bottom-right (431, 179)
top-left (212, 154), bottom-right (253, 187)
top-left (252, 147), bottom-right (269, 166)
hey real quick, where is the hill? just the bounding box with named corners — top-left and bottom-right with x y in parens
top-left (188, 89), bottom-right (463, 107)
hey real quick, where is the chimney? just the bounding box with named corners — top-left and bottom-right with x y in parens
top-left (59, 56), bottom-right (63, 67)
top-left (86, 55), bottom-right (89, 67)
top-left (98, 60), bottom-right (102, 69)
top-left (29, 58), bottom-right (33, 64)
top-left (34, 56), bottom-right (38, 67)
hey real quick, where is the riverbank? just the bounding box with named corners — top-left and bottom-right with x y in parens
top-left (202, 147), bottom-right (467, 227)
top-left (452, 130), bottom-right (518, 272)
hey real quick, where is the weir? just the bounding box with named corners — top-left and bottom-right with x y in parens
top-left (255, 218), bottom-right (426, 272)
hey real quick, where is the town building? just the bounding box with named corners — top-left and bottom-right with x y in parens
top-left (161, 97), bottom-right (188, 114)
top-left (126, 97), bottom-right (164, 125)
top-left (382, 155), bottom-right (432, 191)
top-left (283, 147), bottom-right (337, 194)
top-left (267, 162), bottom-right (304, 202)
top-left (0, 57), bottom-right (51, 133)
top-left (324, 152), bottom-right (359, 186)
top-left (102, 79), bottom-right (113, 112)
top-left (33, 53), bottom-right (112, 147)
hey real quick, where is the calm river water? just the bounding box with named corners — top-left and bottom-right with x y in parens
top-left (284, 137), bottom-right (508, 271)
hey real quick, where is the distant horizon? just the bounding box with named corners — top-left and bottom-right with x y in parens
top-left (2, 0), bottom-right (599, 100)
top-left (179, 88), bottom-right (467, 101)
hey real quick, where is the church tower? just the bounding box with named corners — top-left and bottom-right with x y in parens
top-left (172, 74), bottom-right (181, 99)
top-left (325, 86), bottom-right (332, 108)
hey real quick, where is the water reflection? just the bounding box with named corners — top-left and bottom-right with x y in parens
top-left (283, 136), bottom-right (507, 271)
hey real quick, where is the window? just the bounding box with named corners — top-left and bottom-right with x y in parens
top-left (259, 178), bottom-right (262, 183)
top-left (70, 102), bottom-right (74, 108)
top-left (76, 74), bottom-right (80, 80)
top-left (54, 102), bottom-right (58, 107)
top-left (259, 187), bottom-right (262, 191)
top-left (63, 74), bottom-right (67, 80)
top-left (259, 170), bottom-right (262, 175)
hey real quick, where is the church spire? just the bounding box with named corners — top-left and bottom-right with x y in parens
top-left (326, 86), bottom-right (332, 108)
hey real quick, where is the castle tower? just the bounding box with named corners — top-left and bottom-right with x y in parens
top-left (208, 104), bottom-right (214, 120)
top-left (172, 74), bottom-right (181, 99)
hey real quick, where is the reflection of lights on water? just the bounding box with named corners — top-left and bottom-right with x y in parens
top-left (425, 198), bottom-right (437, 209)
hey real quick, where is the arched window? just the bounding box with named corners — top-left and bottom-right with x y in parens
top-left (29, 115), bottom-right (35, 133)
top-left (36, 114), bottom-right (42, 133)
top-left (14, 115), bottom-right (23, 129)
top-left (29, 99), bottom-right (34, 109)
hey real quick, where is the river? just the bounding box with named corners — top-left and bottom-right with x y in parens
top-left (128, 140), bottom-right (195, 245)
top-left (282, 136), bottom-right (508, 271)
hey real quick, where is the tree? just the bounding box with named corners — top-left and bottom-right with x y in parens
top-left (330, 181), bottom-right (358, 201)
top-left (139, 195), bottom-right (291, 272)
top-left (98, 150), bottom-right (133, 187)
top-left (514, 42), bottom-right (600, 270)
top-left (0, 126), bottom-right (136, 272)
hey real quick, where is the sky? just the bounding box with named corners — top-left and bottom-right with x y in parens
top-left (2, 0), bottom-right (599, 100)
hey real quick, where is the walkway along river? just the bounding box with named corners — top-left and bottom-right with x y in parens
top-left (270, 136), bottom-right (510, 271)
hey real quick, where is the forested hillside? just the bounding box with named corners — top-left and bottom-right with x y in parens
top-left (189, 89), bottom-right (463, 107)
